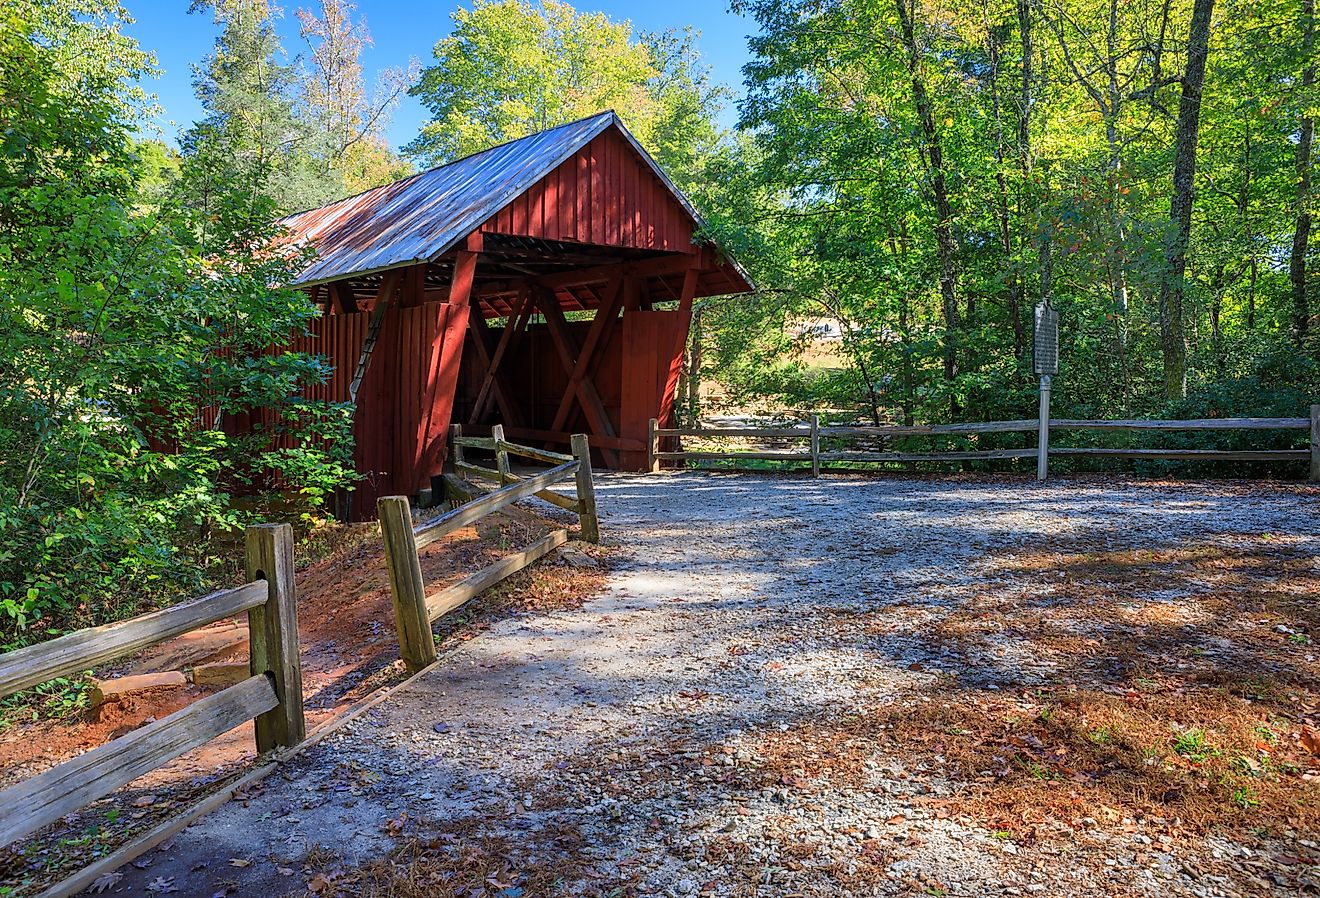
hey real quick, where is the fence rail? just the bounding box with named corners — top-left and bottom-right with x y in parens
top-left (377, 429), bottom-right (600, 672)
top-left (0, 524), bottom-right (304, 855)
top-left (648, 405), bottom-right (1320, 481)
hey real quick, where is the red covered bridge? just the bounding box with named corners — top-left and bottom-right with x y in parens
top-left (278, 111), bottom-right (751, 516)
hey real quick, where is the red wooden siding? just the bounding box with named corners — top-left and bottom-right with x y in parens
top-left (622, 311), bottom-right (691, 470)
top-left (244, 302), bottom-right (466, 517)
top-left (354, 301), bottom-right (469, 512)
top-left (480, 130), bottom-right (695, 252)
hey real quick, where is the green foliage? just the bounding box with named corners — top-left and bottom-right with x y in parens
top-left (405, 0), bottom-right (726, 185)
top-left (700, 0), bottom-right (1320, 435)
top-left (0, 0), bottom-right (354, 649)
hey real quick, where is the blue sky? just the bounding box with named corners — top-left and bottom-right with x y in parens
top-left (121, 0), bottom-right (757, 151)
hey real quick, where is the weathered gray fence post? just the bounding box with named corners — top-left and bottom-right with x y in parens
top-left (491, 423), bottom-right (511, 485)
top-left (1310, 403), bottom-right (1319, 482)
top-left (244, 523), bottom-right (305, 752)
top-left (377, 496), bottom-right (438, 673)
top-left (647, 417), bottom-right (660, 473)
top-left (1036, 375), bottom-right (1052, 482)
top-left (571, 433), bottom-right (601, 543)
top-left (449, 423), bottom-right (465, 471)
top-left (810, 414), bottom-right (821, 479)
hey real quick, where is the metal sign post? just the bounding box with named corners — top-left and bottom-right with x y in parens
top-left (1033, 303), bottom-right (1059, 482)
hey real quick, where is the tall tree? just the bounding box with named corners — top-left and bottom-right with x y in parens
top-left (295, 0), bottom-right (417, 193)
top-left (894, 0), bottom-right (960, 395)
top-left (405, 0), bottom-right (659, 164)
top-left (1157, 0), bottom-right (1216, 399)
top-left (1291, 0), bottom-right (1317, 348)
top-left (184, 0), bottom-right (329, 213)
top-left (0, 0), bottom-right (352, 646)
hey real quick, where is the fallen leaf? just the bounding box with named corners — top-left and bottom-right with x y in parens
top-left (1301, 725), bottom-right (1320, 756)
top-left (277, 867), bottom-right (295, 876)
top-left (145, 876), bottom-right (178, 893)
top-left (228, 858), bottom-right (251, 868)
top-left (90, 871), bottom-right (122, 893)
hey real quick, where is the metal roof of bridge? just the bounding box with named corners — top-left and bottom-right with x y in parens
top-left (280, 111), bottom-right (712, 287)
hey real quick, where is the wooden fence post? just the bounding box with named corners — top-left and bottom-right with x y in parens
top-left (571, 433), bottom-right (601, 543)
top-left (1036, 375), bottom-right (1052, 482)
top-left (449, 423), bottom-right (465, 471)
top-left (810, 415), bottom-right (821, 479)
top-left (491, 423), bottom-right (511, 485)
top-left (1311, 404), bottom-right (1319, 482)
top-left (647, 417), bottom-right (660, 473)
top-left (244, 524), bottom-right (305, 753)
top-left (377, 496), bottom-right (438, 673)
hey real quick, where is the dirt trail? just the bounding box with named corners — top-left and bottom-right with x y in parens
top-left (86, 474), bottom-right (1320, 897)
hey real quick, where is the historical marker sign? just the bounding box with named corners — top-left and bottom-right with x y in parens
top-left (1033, 303), bottom-right (1059, 376)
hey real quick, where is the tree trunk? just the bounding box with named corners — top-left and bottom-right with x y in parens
top-left (987, 13), bottom-right (1023, 357)
top-left (1292, 0), bottom-right (1316, 348)
top-left (1012, 0), bottom-right (1033, 358)
top-left (1157, 0), bottom-right (1215, 400)
top-left (894, 0), bottom-right (960, 406)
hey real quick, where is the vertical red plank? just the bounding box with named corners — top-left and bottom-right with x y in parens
top-left (545, 167), bottom-right (559, 240)
top-left (559, 157), bottom-right (574, 240)
top-left (576, 149), bottom-right (590, 242)
top-left (591, 136), bottom-right (604, 244)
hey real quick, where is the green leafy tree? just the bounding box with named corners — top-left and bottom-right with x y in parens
top-left (405, 0), bottom-right (721, 178)
top-left (0, 0), bottom-right (352, 648)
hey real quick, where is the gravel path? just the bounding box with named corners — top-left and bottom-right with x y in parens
top-left (103, 473), bottom-right (1320, 898)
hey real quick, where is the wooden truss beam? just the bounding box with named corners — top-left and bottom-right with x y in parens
top-left (482, 251), bottom-right (701, 298)
top-left (466, 302), bottom-right (523, 427)
top-left (469, 287), bottom-right (532, 425)
top-left (536, 288), bottom-right (621, 468)
top-left (550, 274), bottom-right (624, 434)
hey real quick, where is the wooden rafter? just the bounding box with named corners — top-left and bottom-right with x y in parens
top-left (331, 281), bottom-right (359, 314)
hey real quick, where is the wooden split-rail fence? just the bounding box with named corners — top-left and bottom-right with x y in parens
top-left (0, 433), bottom-right (600, 894)
top-left (377, 427), bottom-right (600, 672)
top-left (648, 405), bottom-right (1320, 481)
top-left (0, 525), bottom-right (304, 897)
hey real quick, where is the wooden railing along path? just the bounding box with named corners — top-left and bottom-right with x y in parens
top-left (648, 405), bottom-right (1320, 481)
top-left (0, 525), bottom-right (304, 892)
top-left (377, 428), bottom-right (600, 672)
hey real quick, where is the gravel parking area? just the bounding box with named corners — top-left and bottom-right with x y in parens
top-left (103, 473), bottom-right (1320, 898)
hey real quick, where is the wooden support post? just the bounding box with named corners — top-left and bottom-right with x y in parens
top-left (491, 423), bottom-right (511, 485)
top-left (1311, 403), bottom-right (1320, 482)
top-left (1037, 375), bottom-right (1052, 482)
top-left (647, 417), bottom-right (659, 473)
top-left (244, 524), bottom-right (305, 753)
top-left (377, 496), bottom-right (437, 673)
top-left (571, 433), bottom-right (600, 543)
top-left (810, 415), bottom-right (821, 479)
